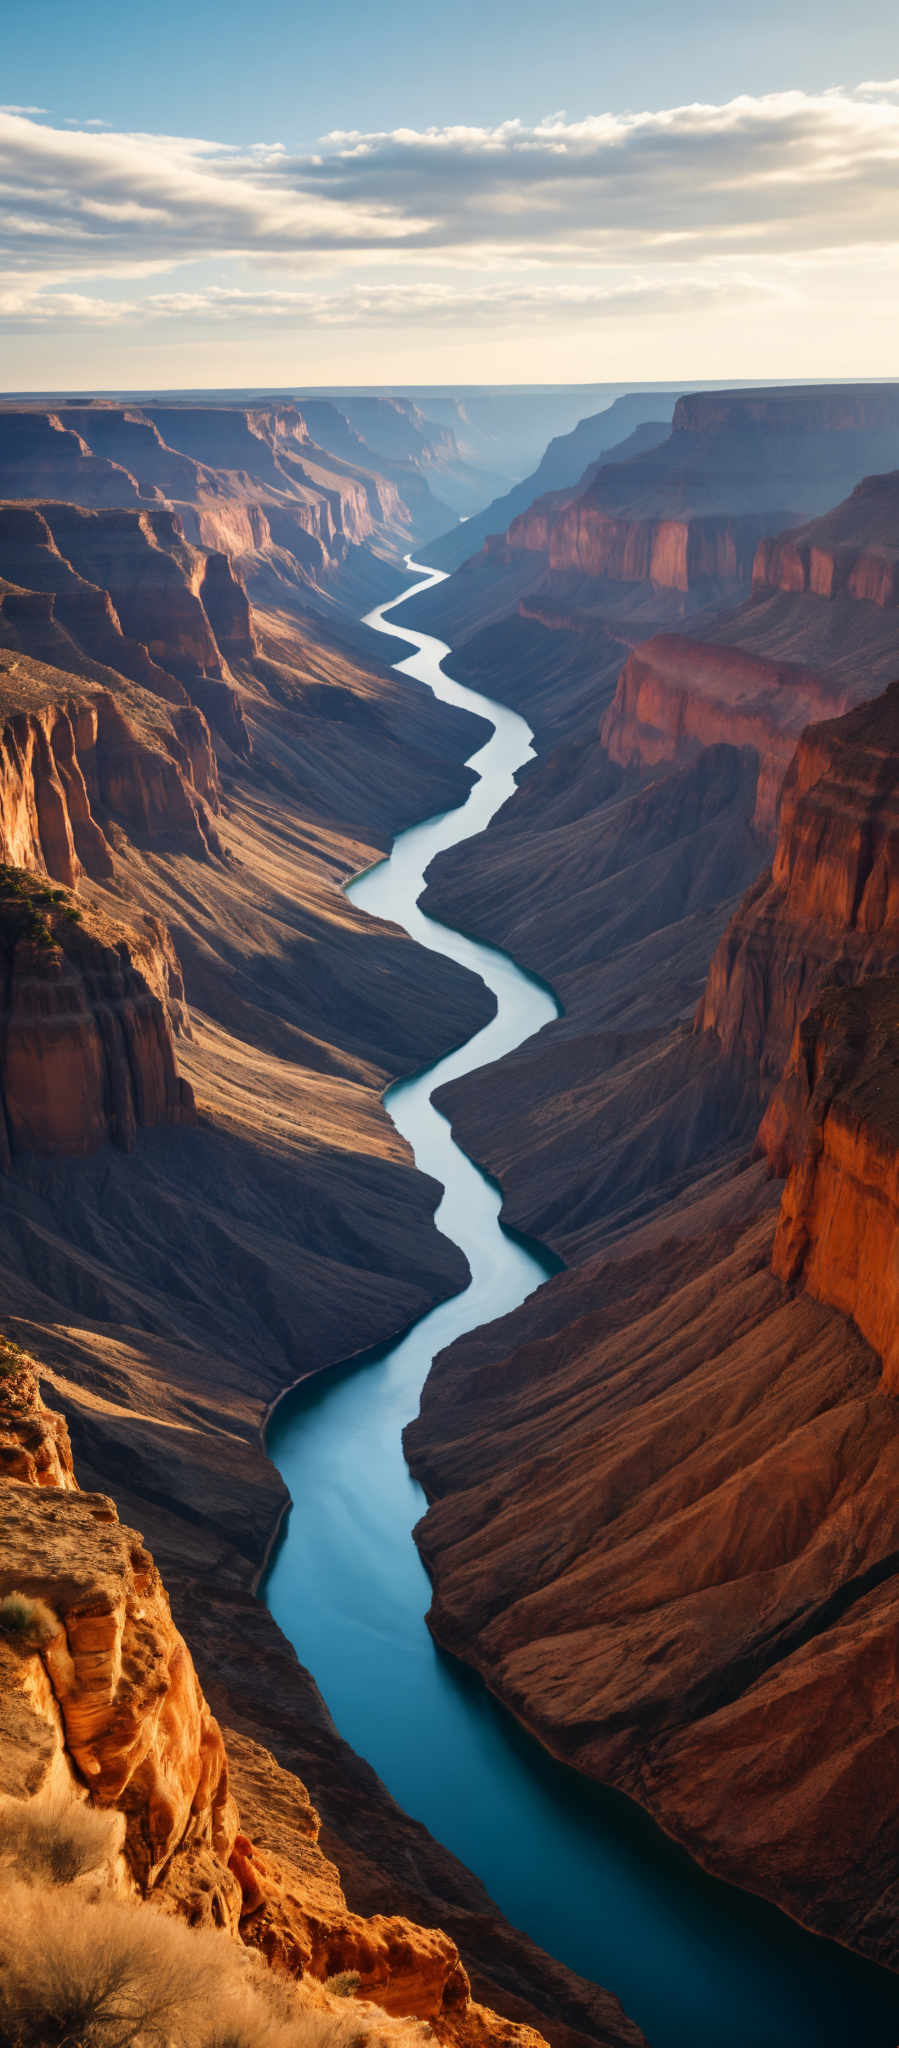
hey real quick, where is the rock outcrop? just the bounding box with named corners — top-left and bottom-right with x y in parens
top-left (0, 1357), bottom-right (638, 2048)
top-left (426, 397), bottom-right (675, 573)
top-left (601, 634), bottom-right (862, 834)
top-left (699, 679), bottom-right (899, 1078)
top-left (0, 873), bottom-right (194, 1162)
top-left (0, 679), bottom-right (222, 879)
top-left (754, 470), bottom-right (899, 608)
top-left (760, 979), bottom-right (899, 1393)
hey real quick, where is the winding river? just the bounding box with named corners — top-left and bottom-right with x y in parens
top-left (266, 561), bottom-right (899, 2048)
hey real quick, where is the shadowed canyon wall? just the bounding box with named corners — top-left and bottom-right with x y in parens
top-left (400, 391), bottom-right (899, 1973)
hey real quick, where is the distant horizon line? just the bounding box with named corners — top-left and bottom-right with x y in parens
top-left (2, 375), bottom-right (898, 400)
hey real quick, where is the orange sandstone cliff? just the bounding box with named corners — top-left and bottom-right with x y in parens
top-left (0, 1354), bottom-right (642, 2048)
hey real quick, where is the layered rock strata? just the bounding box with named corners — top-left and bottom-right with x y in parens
top-left (0, 874), bottom-right (194, 1163)
top-left (0, 1356), bottom-right (641, 2048)
top-left (699, 679), bottom-right (899, 1079)
top-left (761, 979), bottom-right (899, 1393)
top-left (601, 635), bottom-right (863, 834)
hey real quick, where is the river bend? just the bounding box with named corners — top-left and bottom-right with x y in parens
top-left (266, 561), bottom-right (899, 2048)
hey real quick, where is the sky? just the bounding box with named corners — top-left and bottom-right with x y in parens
top-left (2, 0), bottom-right (898, 388)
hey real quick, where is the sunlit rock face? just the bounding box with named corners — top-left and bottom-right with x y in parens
top-left (0, 1359), bottom-right (572, 2048)
top-left (0, 879), bottom-right (195, 1163)
top-left (700, 678), bottom-right (899, 1080)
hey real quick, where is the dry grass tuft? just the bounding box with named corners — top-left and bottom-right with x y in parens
top-left (0, 1876), bottom-right (435, 2048)
top-left (0, 1793), bottom-right (124, 1888)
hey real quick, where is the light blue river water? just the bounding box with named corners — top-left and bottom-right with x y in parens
top-left (266, 562), bottom-right (899, 2048)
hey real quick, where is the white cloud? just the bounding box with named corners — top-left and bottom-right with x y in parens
top-left (0, 272), bottom-right (793, 330)
top-left (0, 88), bottom-right (897, 371)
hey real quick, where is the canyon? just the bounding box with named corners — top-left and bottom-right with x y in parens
top-left (5, 377), bottom-right (899, 2047)
top-left (0, 388), bottom-right (654, 2048)
top-left (388, 384), bottom-right (899, 1990)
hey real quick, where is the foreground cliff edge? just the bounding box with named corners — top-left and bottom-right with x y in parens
top-left (2, 1349), bottom-right (631, 2048)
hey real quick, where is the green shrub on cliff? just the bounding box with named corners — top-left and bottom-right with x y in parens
top-left (0, 864), bottom-right (82, 952)
top-left (0, 1335), bottom-right (26, 1379)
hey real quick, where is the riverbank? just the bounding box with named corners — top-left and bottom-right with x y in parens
top-left (264, 562), bottom-right (899, 2048)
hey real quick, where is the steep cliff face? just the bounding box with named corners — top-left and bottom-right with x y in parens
top-left (0, 1358), bottom-right (609, 2048)
top-left (0, 401), bottom-right (415, 604)
top-left (0, 411), bottom-right (143, 509)
top-left (699, 679), bottom-right (899, 1078)
top-left (0, 678), bottom-right (223, 882)
top-left (758, 980), bottom-right (899, 1394)
top-left (675, 384), bottom-right (899, 438)
top-left (601, 634), bottom-right (864, 834)
top-left (0, 874), bottom-right (194, 1163)
top-left (426, 398), bottom-right (675, 572)
top-left (475, 384), bottom-right (899, 604)
top-left (0, 494), bottom-right (252, 719)
top-left (500, 500), bottom-right (772, 599)
top-left (753, 470), bottom-right (899, 608)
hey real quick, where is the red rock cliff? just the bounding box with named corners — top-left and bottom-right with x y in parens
top-left (699, 678), bottom-right (899, 1076)
top-left (0, 874), bottom-right (195, 1163)
top-left (0, 1356), bottom-right (564, 2048)
top-left (753, 470), bottom-right (899, 609)
top-left (601, 634), bottom-right (860, 834)
top-left (760, 979), bottom-right (899, 1393)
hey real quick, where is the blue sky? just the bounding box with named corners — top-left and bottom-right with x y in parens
top-left (2, 1), bottom-right (898, 387)
top-left (5, 0), bottom-right (897, 140)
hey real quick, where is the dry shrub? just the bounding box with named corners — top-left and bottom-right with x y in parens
top-left (0, 1880), bottom-right (429, 2048)
top-left (0, 1792), bottom-right (124, 1887)
top-left (323, 1974), bottom-right (362, 2000)
top-left (0, 1880), bottom-right (218, 2047)
top-left (0, 1591), bottom-right (58, 1648)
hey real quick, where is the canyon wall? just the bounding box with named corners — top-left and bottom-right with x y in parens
top-left (499, 502), bottom-right (772, 598)
top-left (0, 876), bottom-right (194, 1163)
top-left (1, 1355), bottom-right (586, 2048)
top-left (0, 400), bottom-right (415, 599)
top-left (760, 980), bottom-right (899, 1393)
top-left (426, 396), bottom-right (675, 572)
top-left (600, 634), bottom-right (863, 834)
top-left (3, 1351), bottom-right (647, 2047)
top-left (699, 679), bottom-right (899, 1077)
top-left (472, 384), bottom-right (899, 607)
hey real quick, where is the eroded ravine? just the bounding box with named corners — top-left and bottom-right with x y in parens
top-left (266, 561), bottom-right (899, 2048)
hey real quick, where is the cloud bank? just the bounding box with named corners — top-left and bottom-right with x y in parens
top-left (0, 86), bottom-right (896, 377)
